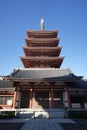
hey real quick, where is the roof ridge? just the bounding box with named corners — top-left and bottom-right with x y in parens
top-left (14, 67), bottom-right (71, 71)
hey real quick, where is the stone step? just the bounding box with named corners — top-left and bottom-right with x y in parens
top-left (16, 109), bottom-right (65, 119)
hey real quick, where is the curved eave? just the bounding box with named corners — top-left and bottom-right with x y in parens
top-left (23, 46), bottom-right (62, 51)
top-left (23, 46), bottom-right (62, 56)
top-left (27, 30), bottom-right (58, 38)
top-left (20, 56), bottom-right (64, 60)
top-left (25, 38), bottom-right (60, 47)
top-left (20, 56), bottom-right (64, 68)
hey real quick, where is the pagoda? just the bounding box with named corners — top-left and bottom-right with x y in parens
top-left (20, 18), bottom-right (64, 68)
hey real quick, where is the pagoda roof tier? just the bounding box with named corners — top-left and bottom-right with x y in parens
top-left (23, 46), bottom-right (62, 57)
top-left (25, 38), bottom-right (59, 47)
top-left (27, 30), bottom-right (58, 38)
top-left (20, 56), bottom-right (64, 68)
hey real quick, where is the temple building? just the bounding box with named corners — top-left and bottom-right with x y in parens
top-left (0, 19), bottom-right (87, 110)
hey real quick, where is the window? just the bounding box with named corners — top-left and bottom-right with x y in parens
top-left (0, 97), bottom-right (13, 105)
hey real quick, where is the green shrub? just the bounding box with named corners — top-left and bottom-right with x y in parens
top-left (0, 111), bottom-right (15, 119)
top-left (68, 110), bottom-right (87, 119)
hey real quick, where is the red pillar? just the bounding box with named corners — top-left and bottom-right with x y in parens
top-left (13, 91), bottom-right (16, 108)
top-left (67, 88), bottom-right (71, 108)
top-left (29, 88), bottom-right (33, 108)
top-left (50, 86), bottom-right (54, 108)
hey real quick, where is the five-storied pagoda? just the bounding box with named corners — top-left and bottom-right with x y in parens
top-left (21, 19), bottom-right (64, 69)
top-left (0, 19), bottom-right (87, 112)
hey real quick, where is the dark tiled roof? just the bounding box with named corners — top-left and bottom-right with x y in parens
top-left (70, 79), bottom-right (87, 89)
top-left (7, 68), bottom-right (82, 81)
top-left (0, 79), bottom-right (13, 88)
top-left (10, 68), bottom-right (71, 78)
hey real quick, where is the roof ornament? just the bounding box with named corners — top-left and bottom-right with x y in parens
top-left (40, 18), bottom-right (44, 31)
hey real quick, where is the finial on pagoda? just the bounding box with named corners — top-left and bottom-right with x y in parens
top-left (40, 18), bottom-right (44, 31)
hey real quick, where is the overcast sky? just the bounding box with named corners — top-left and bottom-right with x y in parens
top-left (0, 0), bottom-right (87, 78)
